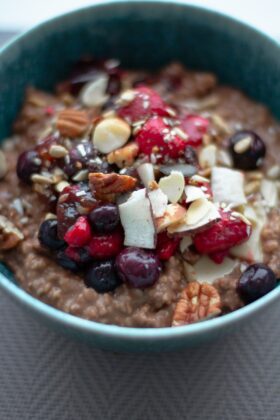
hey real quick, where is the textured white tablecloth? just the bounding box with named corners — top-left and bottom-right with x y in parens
top-left (1, 31), bottom-right (280, 420)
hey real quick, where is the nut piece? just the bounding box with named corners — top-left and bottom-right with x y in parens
top-left (0, 150), bottom-right (8, 179)
top-left (107, 142), bottom-right (139, 168)
top-left (89, 172), bottom-right (137, 202)
top-left (56, 109), bottom-right (89, 138)
top-left (172, 282), bottom-right (221, 326)
top-left (0, 215), bottom-right (24, 250)
top-left (93, 117), bottom-right (131, 154)
top-left (79, 75), bottom-right (109, 107)
top-left (49, 145), bottom-right (68, 158)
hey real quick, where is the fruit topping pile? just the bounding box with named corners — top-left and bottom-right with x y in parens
top-left (15, 59), bottom-right (278, 324)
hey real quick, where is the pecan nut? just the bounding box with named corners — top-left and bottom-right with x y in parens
top-left (56, 109), bottom-right (89, 138)
top-left (107, 142), bottom-right (139, 168)
top-left (89, 172), bottom-right (137, 202)
top-left (0, 215), bottom-right (24, 250)
top-left (172, 282), bottom-right (221, 326)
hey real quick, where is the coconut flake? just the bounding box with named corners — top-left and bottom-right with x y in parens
top-left (211, 166), bottom-right (246, 207)
top-left (260, 179), bottom-right (278, 207)
top-left (148, 188), bottom-right (168, 218)
top-left (137, 163), bottom-right (155, 188)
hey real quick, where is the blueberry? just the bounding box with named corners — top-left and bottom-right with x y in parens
top-left (56, 250), bottom-right (80, 272)
top-left (115, 247), bottom-right (161, 288)
top-left (63, 142), bottom-right (98, 177)
top-left (38, 219), bottom-right (65, 250)
top-left (237, 263), bottom-right (276, 303)
top-left (184, 145), bottom-right (198, 166)
top-left (65, 246), bottom-right (93, 265)
top-left (228, 130), bottom-right (266, 170)
top-left (85, 260), bottom-right (122, 293)
top-left (89, 204), bottom-right (119, 233)
top-left (16, 150), bottom-right (41, 183)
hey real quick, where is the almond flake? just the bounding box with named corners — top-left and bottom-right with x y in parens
top-left (233, 136), bottom-right (252, 153)
top-left (260, 179), bottom-right (278, 207)
top-left (185, 198), bottom-right (212, 225)
top-left (199, 144), bottom-right (217, 168)
top-left (194, 256), bottom-right (237, 284)
top-left (80, 75), bottom-right (109, 107)
top-left (158, 171), bottom-right (185, 203)
top-left (55, 181), bottom-right (70, 193)
top-left (185, 185), bottom-right (206, 203)
top-left (179, 236), bottom-right (193, 253)
top-left (155, 204), bottom-right (187, 232)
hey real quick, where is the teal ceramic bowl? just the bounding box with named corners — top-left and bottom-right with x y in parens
top-left (1, 1), bottom-right (280, 352)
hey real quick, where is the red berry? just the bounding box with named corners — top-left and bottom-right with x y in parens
top-left (209, 249), bottom-right (230, 264)
top-left (89, 230), bottom-right (123, 259)
top-left (117, 86), bottom-right (170, 123)
top-left (156, 232), bottom-right (180, 260)
top-left (64, 216), bottom-right (92, 247)
top-left (180, 114), bottom-right (209, 147)
top-left (136, 116), bottom-right (187, 161)
top-left (193, 211), bottom-right (252, 254)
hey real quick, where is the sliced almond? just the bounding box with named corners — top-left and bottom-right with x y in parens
top-left (217, 149), bottom-right (232, 167)
top-left (158, 171), bottom-right (185, 203)
top-left (198, 144), bottom-right (217, 169)
top-left (92, 117), bottom-right (131, 154)
top-left (189, 174), bottom-right (210, 185)
top-left (155, 204), bottom-right (187, 232)
top-left (185, 185), bottom-right (207, 203)
top-left (137, 163), bottom-right (155, 188)
top-left (194, 256), bottom-right (237, 284)
top-left (55, 181), bottom-right (70, 193)
top-left (230, 222), bottom-right (264, 263)
top-left (79, 75), bottom-right (109, 107)
top-left (185, 198), bottom-right (212, 225)
top-left (168, 202), bottom-right (220, 235)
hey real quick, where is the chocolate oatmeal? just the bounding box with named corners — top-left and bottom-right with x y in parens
top-left (0, 59), bottom-right (279, 327)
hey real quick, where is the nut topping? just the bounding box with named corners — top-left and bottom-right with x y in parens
top-left (172, 282), bottom-right (221, 326)
top-left (56, 109), bottom-right (89, 138)
top-left (107, 142), bottom-right (139, 168)
top-left (89, 172), bottom-right (137, 202)
top-left (0, 215), bottom-right (24, 250)
top-left (92, 117), bottom-right (131, 154)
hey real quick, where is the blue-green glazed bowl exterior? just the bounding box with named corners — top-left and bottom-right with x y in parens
top-left (1, 1), bottom-right (280, 352)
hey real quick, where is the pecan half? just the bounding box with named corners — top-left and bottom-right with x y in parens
top-left (0, 215), bottom-right (24, 250)
top-left (89, 172), bottom-right (137, 202)
top-left (56, 109), bottom-right (89, 138)
top-left (172, 282), bottom-right (221, 326)
top-left (107, 142), bottom-right (139, 168)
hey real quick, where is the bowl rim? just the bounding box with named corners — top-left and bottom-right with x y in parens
top-left (1, 0), bottom-right (280, 342)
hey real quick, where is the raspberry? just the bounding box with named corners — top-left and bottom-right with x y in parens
top-left (209, 249), bottom-right (229, 264)
top-left (89, 230), bottom-right (123, 259)
top-left (193, 211), bottom-right (252, 254)
top-left (136, 116), bottom-right (187, 161)
top-left (180, 114), bottom-right (209, 148)
top-left (117, 86), bottom-right (170, 123)
top-left (64, 216), bottom-right (92, 247)
top-left (156, 232), bottom-right (180, 260)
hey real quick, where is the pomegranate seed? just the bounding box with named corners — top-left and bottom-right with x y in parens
top-left (64, 216), bottom-right (92, 247)
top-left (89, 230), bottom-right (123, 259)
top-left (156, 232), bottom-right (180, 260)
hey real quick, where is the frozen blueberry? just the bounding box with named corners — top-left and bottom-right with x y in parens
top-left (65, 246), bottom-right (93, 265)
top-left (228, 130), bottom-right (266, 170)
top-left (89, 204), bottom-right (119, 233)
top-left (16, 150), bottom-right (41, 183)
top-left (38, 219), bottom-right (65, 250)
top-left (115, 247), bottom-right (161, 288)
top-left (63, 142), bottom-right (98, 177)
top-left (56, 250), bottom-right (80, 272)
top-left (85, 260), bottom-right (122, 293)
top-left (237, 263), bottom-right (276, 303)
